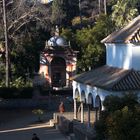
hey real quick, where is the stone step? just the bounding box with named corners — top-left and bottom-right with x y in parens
top-left (69, 133), bottom-right (76, 140)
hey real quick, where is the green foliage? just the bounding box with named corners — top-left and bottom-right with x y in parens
top-left (95, 94), bottom-right (140, 140)
top-left (61, 28), bottom-right (74, 43)
top-left (11, 27), bottom-right (48, 77)
top-left (0, 87), bottom-right (33, 99)
top-left (32, 109), bottom-right (44, 122)
top-left (51, 0), bottom-right (79, 26)
top-left (106, 106), bottom-right (140, 140)
top-left (51, 0), bottom-right (66, 26)
top-left (32, 109), bottom-right (44, 115)
top-left (75, 14), bottom-right (114, 72)
top-left (0, 75), bottom-right (33, 88)
top-left (104, 94), bottom-right (138, 112)
top-left (0, 64), bottom-right (5, 82)
top-left (111, 0), bottom-right (138, 28)
top-left (10, 77), bottom-right (32, 88)
top-left (72, 16), bottom-right (91, 26)
top-left (0, 1), bottom-right (50, 83)
top-left (60, 28), bottom-right (77, 50)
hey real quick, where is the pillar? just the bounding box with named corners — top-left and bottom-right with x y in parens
top-left (80, 101), bottom-right (84, 123)
top-left (74, 98), bottom-right (77, 119)
top-left (95, 107), bottom-right (98, 122)
top-left (87, 104), bottom-right (91, 128)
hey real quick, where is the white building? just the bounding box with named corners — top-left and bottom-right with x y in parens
top-left (72, 15), bottom-right (140, 126)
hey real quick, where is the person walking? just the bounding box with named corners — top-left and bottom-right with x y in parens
top-left (32, 133), bottom-right (40, 140)
top-left (59, 101), bottom-right (65, 113)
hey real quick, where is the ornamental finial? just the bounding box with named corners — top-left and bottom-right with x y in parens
top-left (55, 25), bottom-right (59, 36)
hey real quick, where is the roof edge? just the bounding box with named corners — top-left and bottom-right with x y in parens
top-left (101, 15), bottom-right (140, 44)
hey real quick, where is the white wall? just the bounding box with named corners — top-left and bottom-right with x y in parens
top-left (105, 43), bottom-right (132, 69)
top-left (132, 45), bottom-right (140, 70)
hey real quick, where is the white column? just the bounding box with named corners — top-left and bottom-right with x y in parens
top-left (87, 104), bottom-right (91, 128)
top-left (74, 98), bottom-right (77, 119)
top-left (81, 102), bottom-right (84, 123)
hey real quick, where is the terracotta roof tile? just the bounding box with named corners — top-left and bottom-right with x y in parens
top-left (73, 65), bottom-right (140, 91)
top-left (101, 15), bottom-right (140, 44)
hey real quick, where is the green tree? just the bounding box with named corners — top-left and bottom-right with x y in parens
top-left (111, 0), bottom-right (138, 28)
top-left (95, 94), bottom-right (140, 140)
top-left (0, 0), bottom-right (51, 85)
top-left (75, 14), bottom-right (114, 72)
top-left (103, 94), bottom-right (138, 112)
top-left (63, 0), bottom-right (79, 25)
top-left (51, 0), bottom-right (79, 26)
top-left (106, 106), bottom-right (140, 140)
top-left (11, 26), bottom-right (49, 78)
top-left (51, 0), bottom-right (66, 26)
top-left (60, 28), bottom-right (77, 50)
top-left (0, 0), bottom-right (51, 43)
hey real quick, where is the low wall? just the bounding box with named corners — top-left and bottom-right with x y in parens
top-left (73, 124), bottom-right (96, 140)
top-left (0, 99), bottom-right (48, 109)
top-left (0, 98), bottom-right (62, 110)
top-left (55, 115), bottom-right (73, 134)
top-left (54, 114), bottom-right (97, 140)
top-left (0, 95), bottom-right (73, 110)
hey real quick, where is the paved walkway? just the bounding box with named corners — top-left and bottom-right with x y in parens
top-left (0, 109), bottom-right (68, 140)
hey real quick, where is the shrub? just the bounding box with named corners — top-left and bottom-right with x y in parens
top-left (32, 109), bottom-right (44, 122)
top-left (0, 87), bottom-right (33, 99)
top-left (106, 106), bottom-right (140, 140)
top-left (95, 94), bottom-right (140, 140)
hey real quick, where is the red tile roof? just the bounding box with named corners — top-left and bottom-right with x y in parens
top-left (73, 65), bottom-right (140, 91)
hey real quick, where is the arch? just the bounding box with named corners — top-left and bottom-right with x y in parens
top-left (75, 88), bottom-right (80, 99)
top-left (80, 90), bottom-right (86, 103)
top-left (87, 93), bottom-right (93, 105)
top-left (51, 57), bottom-right (66, 87)
top-left (95, 95), bottom-right (102, 121)
top-left (51, 57), bottom-right (66, 66)
top-left (95, 95), bottom-right (102, 110)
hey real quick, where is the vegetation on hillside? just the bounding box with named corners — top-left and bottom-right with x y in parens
top-left (0, 0), bottom-right (140, 86)
top-left (95, 94), bottom-right (140, 140)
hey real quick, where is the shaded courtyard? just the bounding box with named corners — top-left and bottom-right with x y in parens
top-left (0, 109), bottom-right (68, 140)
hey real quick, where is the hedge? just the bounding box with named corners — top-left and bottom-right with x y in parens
top-left (0, 87), bottom-right (34, 99)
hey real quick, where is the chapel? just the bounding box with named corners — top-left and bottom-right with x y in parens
top-left (39, 26), bottom-right (78, 89)
top-left (72, 15), bottom-right (140, 124)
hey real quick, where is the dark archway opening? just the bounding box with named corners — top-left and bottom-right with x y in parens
top-left (51, 57), bottom-right (66, 87)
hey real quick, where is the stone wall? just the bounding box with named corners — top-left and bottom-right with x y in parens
top-left (73, 124), bottom-right (96, 140)
top-left (0, 95), bottom-right (73, 110)
top-left (0, 99), bottom-right (48, 109)
top-left (54, 114), bottom-right (97, 140)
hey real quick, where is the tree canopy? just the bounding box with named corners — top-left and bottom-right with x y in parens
top-left (75, 15), bottom-right (114, 71)
top-left (112, 0), bottom-right (138, 28)
top-left (0, 0), bottom-right (51, 86)
top-left (95, 94), bottom-right (140, 140)
top-left (0, 0), bottom-right (140, 86)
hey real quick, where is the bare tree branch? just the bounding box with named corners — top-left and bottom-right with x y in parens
top-left (8, 11), bottom-right (33, 31)
top-left (0, 0), bottom-right (51, 43)
top-left (6, 0), bottom-right (13, 6)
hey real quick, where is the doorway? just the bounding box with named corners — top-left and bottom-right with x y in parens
top-left (51, 57), bottom-right (66, 87)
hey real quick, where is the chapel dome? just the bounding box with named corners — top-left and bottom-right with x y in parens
top-left (47, 36), bottom-right (68, 47)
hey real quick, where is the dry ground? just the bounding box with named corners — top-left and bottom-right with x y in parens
top-left (0, 109), bottom-right (68, 140)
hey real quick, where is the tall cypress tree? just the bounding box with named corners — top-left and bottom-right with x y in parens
top-left (51, 0), bottom-right (79, 27)
top-left (51, 0), bottom-right (66, 26)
